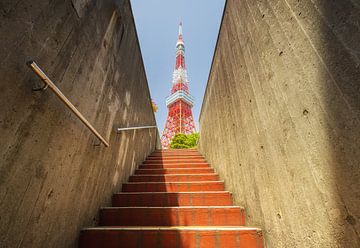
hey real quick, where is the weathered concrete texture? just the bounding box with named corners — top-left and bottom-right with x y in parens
top-left (0, 0), bottom-right (158, 247)
top-left (199, 0), bottom-right (360, 247)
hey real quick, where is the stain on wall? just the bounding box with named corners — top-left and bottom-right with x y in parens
top-left (0, 0), bottom-right (158, 247)
top-left (199, 0), bottom-right (360, 247)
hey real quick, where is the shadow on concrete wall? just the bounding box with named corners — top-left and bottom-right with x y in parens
top-left (0, 0), bottom-right (158, 246)
top-left (197, 0), bottom-right (360, 247)
top-left (321, 1), bottom-right (360, 246)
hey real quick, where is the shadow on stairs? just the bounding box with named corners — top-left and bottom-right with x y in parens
top-left (79, 149), bottom-right (263, 248)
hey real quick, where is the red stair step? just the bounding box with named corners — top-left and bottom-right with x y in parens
top-left (79, 227), bottom-right (264, 248)
top-left (135, 168), bottom-right (215, 175)
top-left (100, 206), bottom-right (245, 226)
top-left (143, 159), bottom-right (207, 164)
top-left (147, 156), bottom-right (204, 160)
top-left (112, 192), bottom-right (233, 207)
top-left (122, 181), bottom-right (225, 192)
top-left (150, 154), bottom-right (201, 158)
top-left (151, 153), bottom-right (201, 156)
top-left (153, 149), bottom-right (198, 153)
top-left (128, 174), bottom-right (219, 182)
top-left (147, 158), bottom-right (204, 161)
top-left (151, 150), bottom-right (199, 153)
top-left (138, 163), bottom-right (210, 169)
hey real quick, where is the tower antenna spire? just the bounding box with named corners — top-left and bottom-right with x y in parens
top-left (179, 21), bottom-right (183, 36)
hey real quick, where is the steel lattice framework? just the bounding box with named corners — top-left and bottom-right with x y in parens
top-left (161, 23), bottom-right (196, 149)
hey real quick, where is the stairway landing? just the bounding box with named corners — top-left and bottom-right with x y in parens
top-left (79, 149), bottom-right (263, 248)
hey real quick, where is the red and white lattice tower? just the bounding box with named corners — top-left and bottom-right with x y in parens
top-left (161, 22), bottom-right (196, 149)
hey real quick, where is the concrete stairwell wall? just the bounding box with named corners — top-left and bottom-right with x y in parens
top-left (0, 0), bottom-right (158, 247)
top-left (199, 0), bottom-right (360, 247)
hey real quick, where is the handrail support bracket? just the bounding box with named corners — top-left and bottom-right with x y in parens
top-left (32, 83), bottom-right (49, 91)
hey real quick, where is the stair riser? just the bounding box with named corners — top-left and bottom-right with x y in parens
top-left (143, 159), bottom-right (207, 164)
top-left (152, 149), bottom-right (200, 154)
top-left (148, 156), bottom-right (203, 159)
top-left (112, 193), bottom-right (233, 207)
top-left (100, 208), bottom-right (245, 226)
top-left (150, 153), bottom-right (201, 156)
top-left (79, 230), bottom-right (264, 248)
top-left (128, 175), bottom-right (219, 182)
top-left (150, 155), bottom-right (201, 158)
top-left (139, 164), bottom-right (210, 169)
top-left (146, 156), bottom-right (205, 159)
top-left (122, 183), bottom-right (225, 192)
top-left (135, 169), bottom-right (215, 174)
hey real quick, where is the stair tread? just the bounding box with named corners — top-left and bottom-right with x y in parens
top-left (129, 174), bottom-right (219, 182)
top-left (142, 162), bottom-right (209, 163)
top-left (101, 206), bottom-right (242, 209)
top-left (130, 173), bottom-right (217, 176)
top-left (142, 161), bottom-right (208, 162)
top-left (138, 164), bottom-right (211, 168)
top-left (114, 191), bottom-right (230, 194)
top-left (136, 168), bottom-right (214, 170)
top-left (124, 181), bottom-right (224, 184)
top-left (142, 164), bottom-right (208, 166)
top-left (82, 226), bottom-right (260, 231)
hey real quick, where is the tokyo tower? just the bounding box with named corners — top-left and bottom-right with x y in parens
top-left (161, 22), bottom-right (196, 149)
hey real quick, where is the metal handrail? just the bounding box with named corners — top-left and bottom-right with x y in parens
top-left (27, 61), bottom-right (110, 147)
top-left (117, 125), bottom-right (157, 132)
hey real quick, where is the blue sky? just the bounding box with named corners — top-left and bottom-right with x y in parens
top-left (130, 0), bottom-right (225, 132)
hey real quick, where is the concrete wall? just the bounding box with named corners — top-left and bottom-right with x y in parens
top-left (199, 0), bottom-right (360, 247)
top-left (0, 0), bottom-right (158, 247)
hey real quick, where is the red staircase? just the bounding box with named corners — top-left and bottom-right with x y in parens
top-left (79, 149), bottom-right (263, 248)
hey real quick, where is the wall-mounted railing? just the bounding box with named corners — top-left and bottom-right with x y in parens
top-left (27, 61), bottom-right (110, 147)
top-left (117, 125), bottom-right (160, 149)
top-left (117, 126), bottom-right (157, 132)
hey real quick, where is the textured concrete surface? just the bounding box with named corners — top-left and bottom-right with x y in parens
top-left (199, 0), bottom-right (360, 247)
top-left (0, 0), bottom-right (158, 247)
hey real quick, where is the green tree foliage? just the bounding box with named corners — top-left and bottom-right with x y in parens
top-left (169, 133), bottom-right (199, 149)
